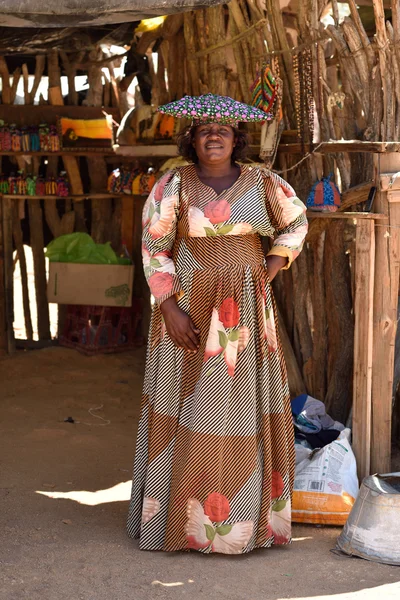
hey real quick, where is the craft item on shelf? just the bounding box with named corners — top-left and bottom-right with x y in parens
top-left (21, 127), bottom-right (31, 152)
top-left (26, 176), bottom-right (36, 196)
top-left (46, 176), bottom-right (57, 196)
top-left (36, 176), bottom-right (46, 196)
top-left (56, 173), bottom-right (70, 197)
top-left (16, 171), bottom-right (27, 195)
top-left (29, 126), bottom-right (40, 152)
top-left (307, 174), bottom-right (341, 212)
top-left (107, 169), bottom-right (121, 194)
top-left (0, 174), bottom-right (9, 193)
top-left (39, 124), bottom-right (51, 152)
top-left (8, 173), bottom-right (17, 194)
top-left (120, 167), bottom-right (135, 194)
top-left (10, 124), bottom-right (22, 152)
top-left (50, 125), bottom-right (60, 152)
top-left (1, 125), bottom-right (12, 152)
top-left (154, 113), bottom-right (177, 141)
top-left (132, 172), bottom-right (143, 195)
top-left (140, 170), bottom-right (156, 195)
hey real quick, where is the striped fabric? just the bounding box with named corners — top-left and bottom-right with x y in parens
top-left (127, 165), bottom-right (308, 554)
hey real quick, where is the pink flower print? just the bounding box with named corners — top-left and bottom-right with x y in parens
top-left (182, 109), bottom-right (188, 115)
top-left (266, 498), bottom-right (291, 545)
top-left (141, 497), bottom-right (160, 524)
top-left (224, 336), bottom-right (239, 377)
top-left (204, 493), bottom-right (230, 522)
top-left (271, 471), bottom-right (284, 499)
top-left (274, 187), bottom-right (306, 225)
top-left (154, 172), bottom-right (171, 202)
top-left (191, 110), bottom-right (197, 115)
top-left (226, 222), bottom-right (253, 236)
top-left (262, 298), bottom-right (278, 352)
top-left (148, 195), bottom-right (178, 239)
top-left (185, 498), bottom-right (254, 554)
top-left (204, 308), bottom-right (224, 361)
top-left (148, 272), bottom-right (174, 299)
top-left (219, 297), bottom-right (240, 328)
top-left (216, 112), bottom-right (222, 119)
top-left (204, 199), bottom-right (231, 224)
top-left (237, 326), bottom-right (250, 354)
top-left (188, 206), bottom-right (214, 237)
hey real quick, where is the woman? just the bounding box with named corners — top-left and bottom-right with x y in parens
top-left (127, 94), bottom-right (308, 554)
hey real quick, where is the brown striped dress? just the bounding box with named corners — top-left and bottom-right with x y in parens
top-left (127, 164), bottom-right (308, 554)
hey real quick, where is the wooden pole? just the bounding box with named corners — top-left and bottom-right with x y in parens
top-left (0, 196), bottom-right (8, 351)
top-left (371, 156), bottom-right (400, 473)
top-left (12, 201), bottom-right (33, 341)
top-left (352, 219), bottom-right (375, 481)
top-left (1, 196), bottom-right (15, 352)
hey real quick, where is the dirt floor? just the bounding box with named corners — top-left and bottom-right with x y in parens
top-left (1, 346), bottom-right (400, 600)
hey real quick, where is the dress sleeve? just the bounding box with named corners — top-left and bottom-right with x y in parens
top-left (142, 170), bottom-right (183, 305)
top-left (262, 170), bottom-right (308, 270)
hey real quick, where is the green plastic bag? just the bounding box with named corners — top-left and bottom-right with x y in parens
top-left (45, 233), bottom-right (130, 265)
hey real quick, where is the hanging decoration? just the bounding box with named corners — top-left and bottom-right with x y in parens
top-left (306, 174), bottom-right (341, 213)
top-left (293, 47), bottom-right (314, 153)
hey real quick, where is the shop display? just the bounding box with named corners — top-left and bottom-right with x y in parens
top-left (107, 167), bottom-right (157, 196)
top-left (0, 123), bottom-right (60, 152)
top-left (0, 171), bottom-right (70, 196)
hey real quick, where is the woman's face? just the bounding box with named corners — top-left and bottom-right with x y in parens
top-left (192, 124), bottom-right (236, 165)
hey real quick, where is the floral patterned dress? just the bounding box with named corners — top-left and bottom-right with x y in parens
top-left (127, 164), bottom-right (308, 554)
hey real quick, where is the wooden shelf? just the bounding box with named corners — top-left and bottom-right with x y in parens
top-left (0, 151), bottom-right (115, 157)
top-left (1, 193), bottom-right (126, 201)
top-left (306, 210), bottom-right (387, 220)
top-left (279, 141), bottom-right (400, 154)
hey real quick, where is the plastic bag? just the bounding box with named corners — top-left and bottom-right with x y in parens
top-left (292, 429), bottom-right (359, 525)
top-left (45, 233), bottom-right (130, 265)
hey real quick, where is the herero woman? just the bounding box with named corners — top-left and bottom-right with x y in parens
top-left (127, 94), bottom-right (308, 554)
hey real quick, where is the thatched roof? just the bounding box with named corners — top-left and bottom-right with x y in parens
top-left (0, 0), bottom-right (225, 27)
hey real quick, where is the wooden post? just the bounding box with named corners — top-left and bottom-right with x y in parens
top-left (370, 158), bottom-right (400, 473)
top-left (352, 219), bottom-right (375, 481)
top-left (0, 196), bottom-right (8, 351)
top-left (1, 196), bottom-right (15, 352)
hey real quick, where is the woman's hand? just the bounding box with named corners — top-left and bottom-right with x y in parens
top-left (265, 255), bottom-right (288, 281)
top-left (160, 296), bottom-right (200, 352)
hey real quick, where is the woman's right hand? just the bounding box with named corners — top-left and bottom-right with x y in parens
top-left (160, 296), bottom-right (200, 352)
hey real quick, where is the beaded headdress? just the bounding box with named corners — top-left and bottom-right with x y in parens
top-left (158, 93), bottom-right (271, 127)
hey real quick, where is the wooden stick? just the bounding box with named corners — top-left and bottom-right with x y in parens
top-left (12, 201), bottom-right (33, 340)
top-left (183, 12), bottom-right (200, 96)
top-left (1, 195), bottom-right (15, 351)
top-left (0, 57), bottom-right (11, 104)
top-left (22, 64), bottom-right (30, 105)
top-left (0, 195), bottom-right (7, 351)
top-left (10, 67), bottom-right (21, 105)
top-left (29, 55), bottom-right (45, 104)
top-left (371, 163), bottom-right (400, 473)
top-left (28, 198), bottom-right (51, 341)
top-left (352, 219), bottom-right (375, 480)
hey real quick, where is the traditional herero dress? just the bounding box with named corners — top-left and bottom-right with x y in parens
top-left (127, 164), bottom-right (308, 554)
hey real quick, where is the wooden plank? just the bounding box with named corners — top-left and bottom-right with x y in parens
top-left (2, 194), bottom-right (124, 200)
top-left (12, 201), bottom-right (33, 341)
top-left (352, 219), bottom-right (375, 481)
top-left (278, 141), bottom-right (400, 154)
top-left (371, 164), bottom-right (400, 473)
top-left (27, 199), bottom-right (51, 341)
top-left (121, 195), bottom-right (135, 256)
top-left (0, 105), bottom-right (120, 127)
top-left (0, 196), bottom-right (8, 351)
top-left (306, 211), bottom-right (386, 220)
top-left (0, 151), bottom-right (116, 157)
top-left (1, 196), bottom-right (15, 353)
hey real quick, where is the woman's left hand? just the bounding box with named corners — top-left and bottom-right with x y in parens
top-left (265, 255), bottom-right (288, 281)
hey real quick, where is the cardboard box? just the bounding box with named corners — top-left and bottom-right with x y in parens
top-left (47, 262), bottom-right (134, 307)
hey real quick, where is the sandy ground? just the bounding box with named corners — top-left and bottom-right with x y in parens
top-left (1, 346), bottom-right (400, 600)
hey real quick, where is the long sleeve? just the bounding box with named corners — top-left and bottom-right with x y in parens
top-left (262, 170), bottom-right (308, 270)
top-left (142, 170), bottom-right (183, 305)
